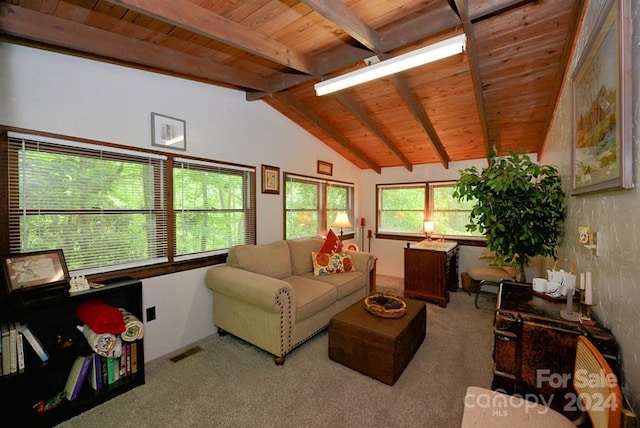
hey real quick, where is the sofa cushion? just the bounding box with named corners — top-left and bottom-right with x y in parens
top-left (227, 240), bottom-right (292, 279)
top-left (287, 237), bottom-right (324, 275)
top-left (319, 229), bottom-right (343, 254)
top-left (311, 252), bottom-right (355, 276)
top-left (284, 276), bottom-right (337, 322)
top-left (300, 271), bottom-right (365, 300)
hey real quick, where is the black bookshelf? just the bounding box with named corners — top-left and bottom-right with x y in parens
top-left (0, 277), bottom-right (145, 427)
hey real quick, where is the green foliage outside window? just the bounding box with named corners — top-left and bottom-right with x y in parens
top-left (379, 187), bottom-right (425, 233)
top-left (174, 167), bottom-right (250, 255)
top-left (326, 185), bottom-right (351, 233)
top-left (284, 175), bottom-right (354, 240)
top-left (8, 136), bottom-right (256, 274)
top-left (377, 183), bottom-right (481, 237)
top-left (14, 148), bottom-right (163, 271)
top-left (431, 186), bottom-right (482, 237)
top-left (285, 180), bottom-right (319, 239)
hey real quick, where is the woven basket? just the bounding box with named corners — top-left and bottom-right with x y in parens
top-left (364, 291), bottom-right (407, 318)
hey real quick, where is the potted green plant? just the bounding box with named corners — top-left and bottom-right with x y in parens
top-left (453, 151), bottom-right (566, 282)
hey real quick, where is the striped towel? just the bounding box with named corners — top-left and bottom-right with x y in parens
top-left (119, 308), bottom-right (145, 342)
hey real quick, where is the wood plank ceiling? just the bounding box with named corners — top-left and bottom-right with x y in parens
top-left (0, 0), bottom-right (584, 173)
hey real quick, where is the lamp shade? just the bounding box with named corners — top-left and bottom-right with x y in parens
top-left (424, 221), bottom-right (435, 233)
top-left (332, 212), bottom-right (352, 229)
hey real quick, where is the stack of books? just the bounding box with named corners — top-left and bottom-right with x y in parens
top-left (1, 322), bottom-right (49, 376)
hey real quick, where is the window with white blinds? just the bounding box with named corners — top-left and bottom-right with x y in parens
top-left (284, 173), bottom-right (354, 240)
top-left (5, 132), bottom-right (257, 275)
top-left (173, 158), bottom-right (255, 261)
top-left (7, 133), bottom-right (168, 275)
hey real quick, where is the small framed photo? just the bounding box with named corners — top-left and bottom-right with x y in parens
top-left (261, 164), bottom-right (280, 194)
top-left (1, 249), bottom-right (70, 294)
top-left (317, 160), bottom-right (333, 176)
top-left (578, 227), bottom-right (591, 245)
top-left (151, 112), bottom-right (186, 151)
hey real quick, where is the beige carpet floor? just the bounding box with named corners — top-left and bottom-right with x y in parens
top-left (57, 275), bottom-right (496, 428)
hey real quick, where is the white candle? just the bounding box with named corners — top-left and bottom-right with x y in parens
top-left (580, 272), bottom-right (585, 290)
top-left (584, 281), bottom-right (593, 305)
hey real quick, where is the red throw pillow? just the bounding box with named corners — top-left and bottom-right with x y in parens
top-left (319, 229), bottom-right (343, 254)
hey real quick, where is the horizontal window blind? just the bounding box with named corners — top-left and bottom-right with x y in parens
top-left (7, 134), bottom-right (168, 274)
top-left (173, 158), bottom-right (255, 260)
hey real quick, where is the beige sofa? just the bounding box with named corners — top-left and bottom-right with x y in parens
top-left (205, 237), bottom-right (375, 364)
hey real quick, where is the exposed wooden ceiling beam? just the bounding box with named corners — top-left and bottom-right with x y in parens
top-left (379, 5), bottom-right (462, 52)
top-left (333, 92), bottom-right (413, 171)
top-left (275, 93), bottom-right (381, 174)
top-left (105, 0), bottom-right (318, 75)
top-left (453, 0), bottom-right (492, 154)
top-left (0, 4), bottom-right (273, 92)
top-left (250, 7), bottom-right (465, 99)
top-left (467, 0), bottom-right (540, 23)
top-left (300, 0), bottom-right (382, 53)
top-left (305, 0), bottom-right (458, 171)
top-left (392, 76), bottom-right (450, 169)
top-left (301, 0), bottom-right (453, 168)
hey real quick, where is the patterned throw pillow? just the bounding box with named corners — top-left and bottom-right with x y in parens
top-left (319, 229), bottom-right (343, 254)
top-left (311, 251), bottom-right (355, 276)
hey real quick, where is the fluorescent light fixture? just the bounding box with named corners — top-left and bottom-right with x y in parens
top-left (314, 34), bottom-right (466, 96)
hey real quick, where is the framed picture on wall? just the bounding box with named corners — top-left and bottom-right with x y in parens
top-left (261, 164), bottom-right (280, 194)
top-left (317, 160), bottom-right (333, 176)
top-left (570, 0), bottom-right (632, 195)
top-left (151, 112), bottom-right (187, 151)
top-left (1, 249), bottom-right (70, 295)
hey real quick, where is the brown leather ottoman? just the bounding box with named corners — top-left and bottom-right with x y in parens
top-left (328, 298), bottom-right (426, 385)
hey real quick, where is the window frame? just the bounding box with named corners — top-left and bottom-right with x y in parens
top-left (0, 127), bottom-right (256, 282)
top-left (172, 157), bottom-right (256, 262)
top-left (283, 172), bottom-right (355, 240)
top-left (376, 180), bottom-right (485, 245)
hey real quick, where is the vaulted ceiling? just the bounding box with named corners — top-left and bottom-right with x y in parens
top-left (0, 0), bottom-right (584, 173)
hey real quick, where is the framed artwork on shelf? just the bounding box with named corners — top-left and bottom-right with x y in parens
top-left (1, 249), bottom-right (70, 294)
top-left (151, 112), bottom-right (186, 151)
top-left (317, 160), bottom-right (333, 176)
top-left (570, 0), bottom-right (632, 195)
top-left (261, 164), bottom-right (280, 194)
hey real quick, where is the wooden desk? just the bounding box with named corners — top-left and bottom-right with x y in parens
top-left (403, 240), bottom-right (458, 307)
top-left (493, 281), bottom-right (618, 419)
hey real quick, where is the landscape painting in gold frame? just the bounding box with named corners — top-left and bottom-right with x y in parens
top-left (571, 0), bottom-right (632, 195)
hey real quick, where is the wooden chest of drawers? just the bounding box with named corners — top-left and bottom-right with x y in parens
top-left (403, 241), bottom-right (458, 307)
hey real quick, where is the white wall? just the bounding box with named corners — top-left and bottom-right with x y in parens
top-left (0, 42), bottom-right (362, 361)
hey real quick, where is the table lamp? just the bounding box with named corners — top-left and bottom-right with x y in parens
top-left (424, 220), bottom-right (435, 240)
top-left (332, 212), bottom-right (352, 239)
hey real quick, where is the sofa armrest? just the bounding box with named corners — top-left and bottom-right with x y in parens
top-left (348, 251), bottom-right (375, 276)
top-left (205, 266), bottom-right (294, 312)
